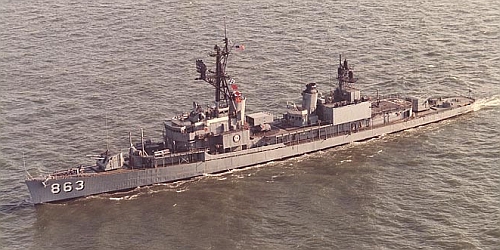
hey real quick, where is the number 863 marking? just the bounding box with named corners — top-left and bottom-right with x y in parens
top-left (51, 180), bottom-right (85, 194)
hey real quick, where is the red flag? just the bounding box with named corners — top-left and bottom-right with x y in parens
top-left (234, 44), bottom-right (245, 51)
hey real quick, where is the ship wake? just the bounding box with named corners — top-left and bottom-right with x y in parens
top-left (473, 95), bottom-right (500, 111)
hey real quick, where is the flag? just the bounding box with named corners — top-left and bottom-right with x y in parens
top-left (234, 44), bottom-right (245, 51)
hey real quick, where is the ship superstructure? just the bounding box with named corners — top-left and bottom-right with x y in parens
top-left (25, 35), bottom-right (475, 204)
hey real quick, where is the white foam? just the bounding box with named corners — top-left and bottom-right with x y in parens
top-left (473, 95), bottom-right (500, 111)
top-left (109, 194), bottom-right (138, 201)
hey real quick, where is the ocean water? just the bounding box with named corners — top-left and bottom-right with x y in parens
top-left (0, 0), bottom-right (499, 249)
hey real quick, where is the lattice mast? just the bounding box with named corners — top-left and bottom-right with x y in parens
top-left (195, 24), bottom-right (245, 129)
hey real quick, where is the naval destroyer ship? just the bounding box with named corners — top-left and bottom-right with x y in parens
top-left (25, 35), bottom-right (475, 204)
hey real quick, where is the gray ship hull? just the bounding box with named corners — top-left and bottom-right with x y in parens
top-left (26, 102), bottom-right (474, 204)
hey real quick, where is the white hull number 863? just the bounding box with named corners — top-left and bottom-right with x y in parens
top-left (51, 180), bottom-right (85, 194)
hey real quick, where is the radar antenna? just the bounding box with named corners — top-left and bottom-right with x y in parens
top-left (337, 54), bottom-right (358, 91)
